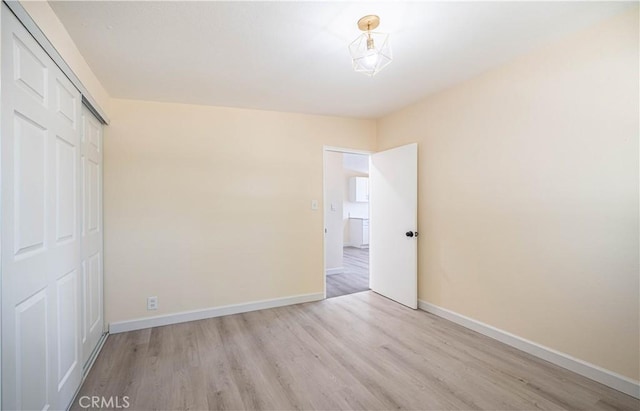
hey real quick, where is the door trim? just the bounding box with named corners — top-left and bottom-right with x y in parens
top-left (322, 146), bottom-right (373, 299)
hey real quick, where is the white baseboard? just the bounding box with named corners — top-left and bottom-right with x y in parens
top-left (418, 300), bottom-right (640, 399)
top-left (326, 267), bottom-right (344, 275)
top-left (110, 292), bottom-right (324, 334)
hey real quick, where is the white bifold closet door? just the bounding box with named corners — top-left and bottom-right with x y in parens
top-left (1, 5), bottom-right (104, 410)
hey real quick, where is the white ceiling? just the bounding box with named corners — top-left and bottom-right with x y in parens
top-left (49, 1), bottom-right (635, 118)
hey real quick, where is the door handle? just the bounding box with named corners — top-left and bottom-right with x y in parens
top-left (406, 231), bottom-right (418, 238)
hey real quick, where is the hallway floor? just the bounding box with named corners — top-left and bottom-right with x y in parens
top-left (326, 247), bottom-right (369, 298)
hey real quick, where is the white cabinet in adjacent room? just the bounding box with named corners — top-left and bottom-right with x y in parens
top-left (349, 218), bottom-right (369, 248)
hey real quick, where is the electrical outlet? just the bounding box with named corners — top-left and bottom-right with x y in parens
top-left (147, 296), bottom-right (158, 310)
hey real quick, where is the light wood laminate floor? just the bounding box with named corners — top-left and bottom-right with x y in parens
top-left (326, 247), bottom-right (369, 298)
top-left (73, 292), bottom-right (639, 410)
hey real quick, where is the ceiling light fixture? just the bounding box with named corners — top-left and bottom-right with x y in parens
top-left (349, 15), bottom-right (392, 77)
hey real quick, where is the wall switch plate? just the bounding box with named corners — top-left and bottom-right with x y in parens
top-left (331, 203), bottom-right (336, 211)
top-left (311, 200), bottom-right (319, 210)
top-left (147, 296), bottom-right (158, 310)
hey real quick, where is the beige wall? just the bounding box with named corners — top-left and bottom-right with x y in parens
top-left (20, 0), bottom-right (111, 115)
top-left (104, 99), bottom-right (376, 324)
top-left (377, 9), bottom-right (639, 380)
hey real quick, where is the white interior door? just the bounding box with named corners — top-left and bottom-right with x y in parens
top-left (1, 5), bottom-right (83, 409)
top-left (81, 106), bottom-right (104, 367)
top-left (369, 143), bottom-right (418, 309)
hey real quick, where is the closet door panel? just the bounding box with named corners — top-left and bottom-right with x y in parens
top-left (55, 79), bottom-right (77, 127)
top-left (13, 112), bottom-right (47, 259)
top-left (15, 290), bottom-right (49, 411)
top-left (81, 107), bottom-right (104, 367)
top-left (49, 54), bottom-right (82, 411)
top-left (12, 34), bottom-right (48, 105)
top-left (56, 269), bottom-right (78, 389)
top-left (55, 135), bottom-right (77, 243)
top-left (2, 5), bottom-right (83, 409)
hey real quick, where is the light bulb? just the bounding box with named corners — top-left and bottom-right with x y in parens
top-left (363, 49), bottom-right (379, 69)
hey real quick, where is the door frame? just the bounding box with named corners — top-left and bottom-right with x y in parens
top-left (322, 146), bottom-right (373, 299)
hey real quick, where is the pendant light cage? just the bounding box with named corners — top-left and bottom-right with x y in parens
top-left (349, 31), bottom-right (392, 77)
top-left (349, 15), bottom-right (392, 77)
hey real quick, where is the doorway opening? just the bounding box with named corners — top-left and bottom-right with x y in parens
top-left (323, 148), bottom-right (371, 299)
